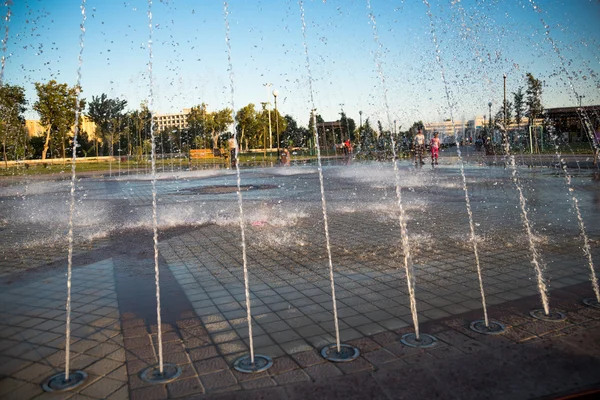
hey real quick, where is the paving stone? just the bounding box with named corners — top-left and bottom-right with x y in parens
top-left (291, 350), bottom-right (325, 368)
top-left (167, 377), bottom-right (204, 398)
top-left (130, 384), bottom-right (168, 400)
top-left (194, 356), bottom-right (229, 375)
top-left (80, 377), bottom-right (125, 398)
top-left (199, 369), bottom-right (237, 391)
top-left (362, 348), bottom-right (398, 366)
top-left (304, 362), bottom-right (343, 382)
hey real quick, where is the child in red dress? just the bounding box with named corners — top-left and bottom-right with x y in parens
top-left (430, 132), bottom-right (440, 165)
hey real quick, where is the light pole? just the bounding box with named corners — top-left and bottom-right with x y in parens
top-left (273, 89), bottom-right (280, 160)
top-left (260, 102), bottom-right (267, 159)
top-left (311, 108), bottom-right (317, 154)
top-left (488, 101), bottom-right (492, 141)
top-left (503, 74), bottom-right (507, 129)
top-left (578, 95), bottom-right (585, 139)
top-left (339, 103), bottom-right (345, 142)
top-left (264, 83), bottom-right (273, 151)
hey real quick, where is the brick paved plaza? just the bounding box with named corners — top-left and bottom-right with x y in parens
top-left (1, 150), bottom-right (599, 399)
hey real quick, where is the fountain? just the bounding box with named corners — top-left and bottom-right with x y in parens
top-left (225, 0), bottom-right (273, 373)
top-left (299, 0), bottom-right (359, 362)
top-left (42, 0), bottom-right (89, 392)
top-left (0, 1), bottom-right (596, 397)
top-left (138, 0), bottom-right (181, 384)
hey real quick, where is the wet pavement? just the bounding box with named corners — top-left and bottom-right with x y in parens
top-left (1, 149), bottom-right (599, 399)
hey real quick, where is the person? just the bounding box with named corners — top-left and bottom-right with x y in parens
top-left (344, 138), bottom-right (351, 155)
top-left (430, 132), bottom-right (441, 165)
top-left (414, 128), bottom-right (425, 165)
top-left (228, 136), bottom-right (237, 168)
top-left (281, 147), bottom-right (290, 166)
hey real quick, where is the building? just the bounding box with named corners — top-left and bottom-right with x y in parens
top-left (545, 105), bottom-right (600, 143)
top-left (423, 118), bottom-right (478, 144)
top-left (24, 115), bottom-right (97, 139)
top-left (24, 120), bottom-right (45, 137)
top-left (153, 109), bottom-right (191, 133)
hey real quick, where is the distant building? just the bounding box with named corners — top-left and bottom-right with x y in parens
top-left (154, 109), bottom-right (191, 133)
top-left (424, 118), bottom-right (478, 144)
top-left (24, 120), bottom-right (45, 137)
top-left (25, 115), bottom-right (98, 139)
top-left (545, 105), bottom-right (600, 142)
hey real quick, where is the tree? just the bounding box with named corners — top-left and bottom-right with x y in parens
top-left (283, 115), bottom-right (310, 148)
top-left (33, 80), bottom-right (85, 160)
top-left (525, 73), bottom-right (543, 126)
top-left (125, 104), bottom-right (151, 160)
top-left (0, 84), bottom-right (27, 166)
top-left (513, 87), bottom-right (525, 128)
top-left (235, 103), bottom-right (257, 151)
top-left (86, 93), bottom-right (127, 156)
top-left (494, 101), bottom-right (513, 130)
top-left (187, 103), bottom-right (208, 149)
top-left (339, 112), bottom-right (356, 142)
top-left (205, 108), bottom-right (233, 149)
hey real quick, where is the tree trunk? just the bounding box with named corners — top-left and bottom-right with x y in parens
top-left (42, 130), bottom-right (51, 161)
top-left (212, 129), bottom-right (218, 149)
top-left (240, 126), bottom-right (245, 151)
top-left (62, 136), bottom-right (66, 163)
top-left (3, 139), bottom-right (7, 168)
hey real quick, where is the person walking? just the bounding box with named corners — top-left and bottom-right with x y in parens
top-left (430, 132), bottom-right (441, 166)
top-left (228, 135), bottom-right (237, 168)
top-left (414, 128), bottom-right (425, 165)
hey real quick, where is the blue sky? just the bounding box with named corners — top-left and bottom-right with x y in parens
top-left (3, 0), bottom-right (599, 130)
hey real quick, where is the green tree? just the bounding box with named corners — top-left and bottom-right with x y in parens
top-left (525, 73), bottom-right (543, 126)
top-left (283, 114), bottom-right (310, 148)
top-left (86, 93), bottom-right (127, 156)
top-left (33, 80), bottom-right (85, 160)
top-left (124, 103), bottom-right (151, 160)
top-left (339, 112), bottom-right (356, 142)
top-left (187, 103), bottom-right (209, 149)
top-left (495, 101), bottom-right (513, 129)
top-left (205, 108), bottom-right (233, 149)
top-left (0, 84), bottom-right (27, 166)
top-left (235, 103), bottom-right (257, 151)
top-left (513, 87), bottom-right (525, 128)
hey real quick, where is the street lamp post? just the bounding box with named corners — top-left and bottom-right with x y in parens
top-left (578, 95), bottom-right (585, 108)
top-left (503, 74), bottom-right (507, 129)
top-left (260, 102), bottom-right (267, 159)
top-left (273, 89), bottom-right (280, 160)
top-left (339, 103), bottom-right (345, 142)
top-left (488, 101), bottom-right (492, 141)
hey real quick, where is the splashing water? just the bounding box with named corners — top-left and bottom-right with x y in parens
top-left (526, 0), bottom-right (599, 302)
top-left (0, 1), bottom-right (11, 85)
top-left (548, 130), bottom-right (599, 302)
top-left (223, 0), bottom-right (256, 364)
top-left (64, 0), bottom-right (86, 382)
top-left (147, 0), bottom-right (164, 374)
top-left (299, 0), bottom-right (342, 352)
top-left (423, 0), bottom-right (490, 326)
top-left (367, 0), bottom-right (421, 339)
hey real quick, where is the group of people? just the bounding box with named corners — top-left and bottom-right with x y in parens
top-left (413, 129), bottom-right (440, 166)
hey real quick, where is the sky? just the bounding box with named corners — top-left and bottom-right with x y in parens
top-left (3, 0), bottom-right (600, 131)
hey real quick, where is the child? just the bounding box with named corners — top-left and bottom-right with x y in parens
top-left (414, 129), bottom-right (425, 165)
top-left (430, 132), bottom-right (440, 165)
